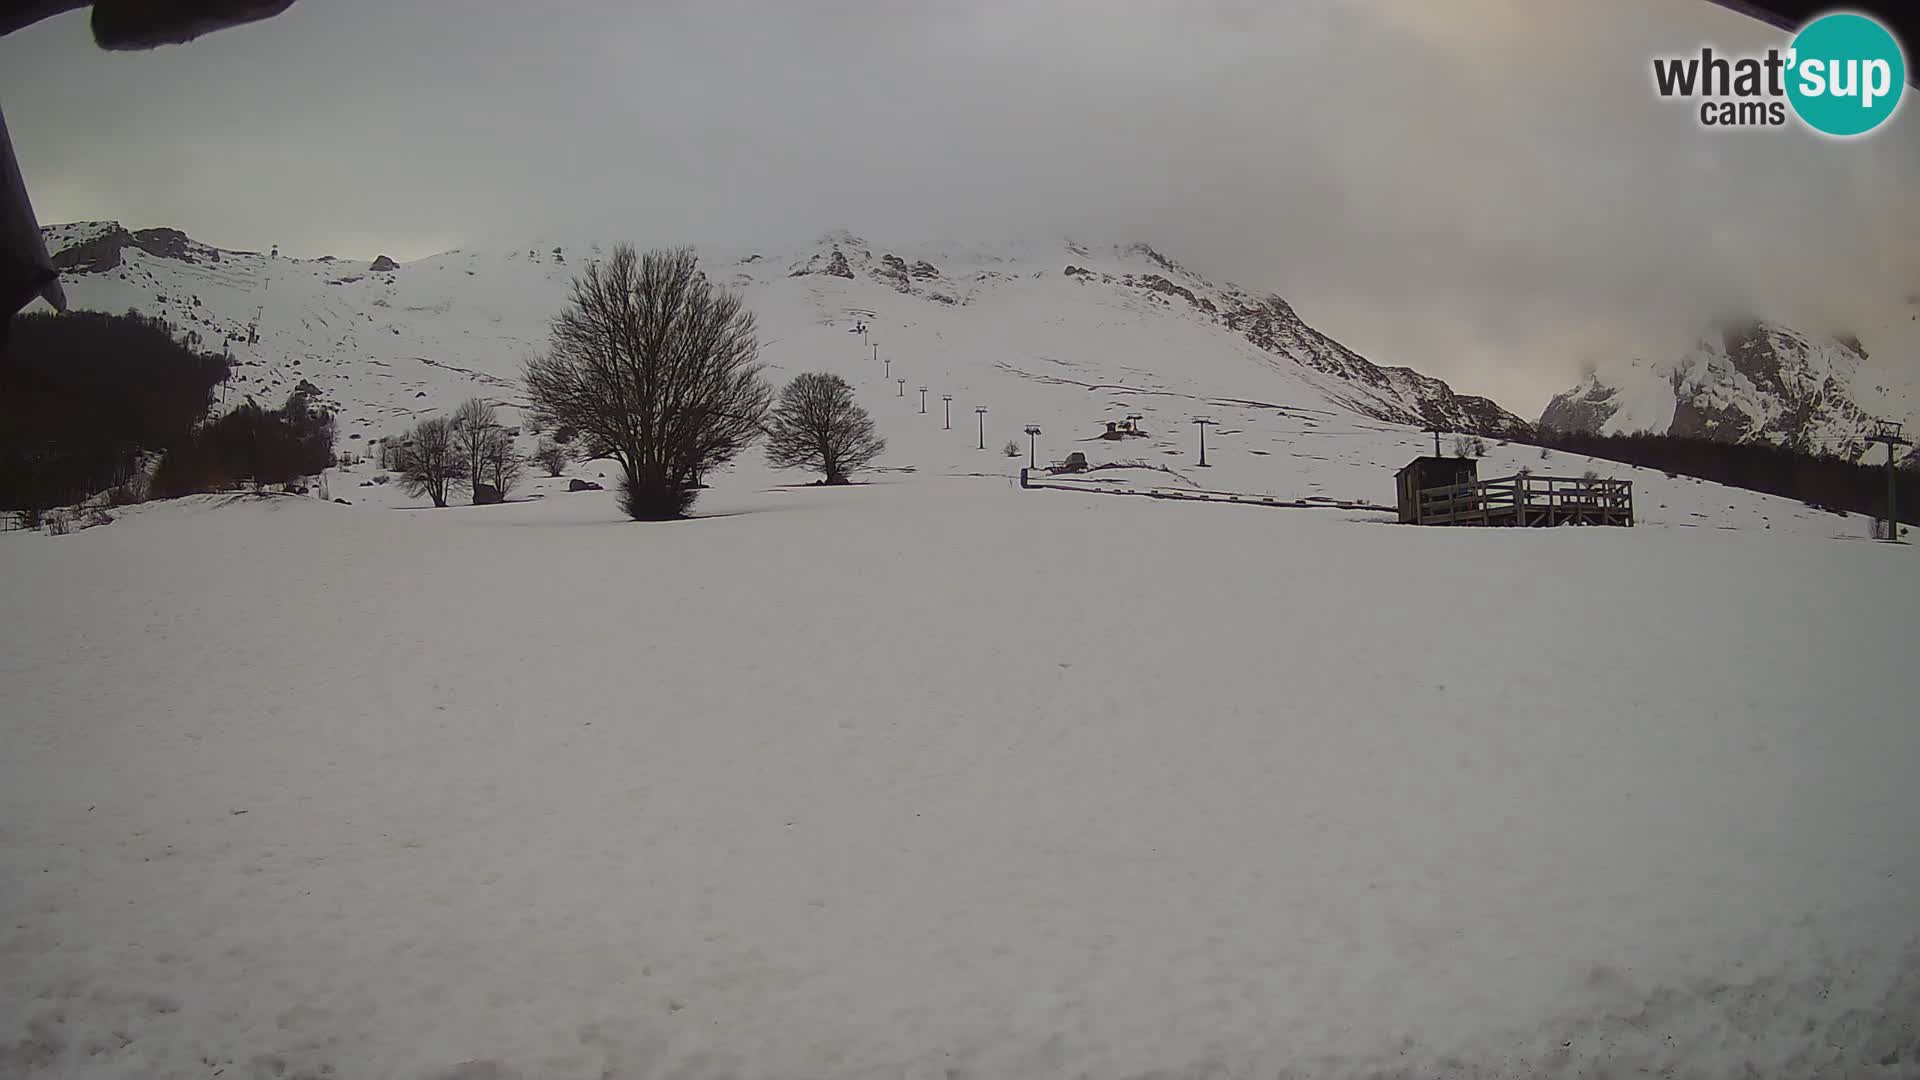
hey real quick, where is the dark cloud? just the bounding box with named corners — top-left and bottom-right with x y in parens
top-left (3, 0), bottom-right (1915, 414)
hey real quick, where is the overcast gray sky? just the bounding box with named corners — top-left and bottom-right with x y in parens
top-left (3, 0), bottom-right (1916, 414)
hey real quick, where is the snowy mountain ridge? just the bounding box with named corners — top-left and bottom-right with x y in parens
top-left (37, 222), bottom-right (1530, 443)
top-left (784, 231), bottom-right (1532, 438)
top-left (1539, 318), bottom-right (1908, 458)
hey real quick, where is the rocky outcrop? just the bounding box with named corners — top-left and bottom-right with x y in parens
top-left (1669, 397), bottom-right (1757, 442)
top-left (1538, 373), bottom-right (1623, 433)
top-left (1123, 242), bottom-right (1180, 274)
top-left (788, 247), bottom-right (857, 279)
top-left (50, 225), bottom-right (220, 274)
top-left (369, 255), bottom-right (400, 272)
top-left (874, 254), bottom-right (912, 293)
top-left (870, 254), bottom-right (941, 292)
top-left (132, 228), bottom-right (199, 261)
top-left (50, 230), bottom-right (130, 274)
top-left (1132, 273), bottom-right (1217, 314)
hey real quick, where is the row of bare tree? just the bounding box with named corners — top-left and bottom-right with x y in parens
top-left (391, 245), bottom-right (885, 517)
top-left (393, 397), bottom-right (525, 507)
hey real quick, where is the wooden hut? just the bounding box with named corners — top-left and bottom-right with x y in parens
top-left (1395, 457), bottom-right (1478, 524)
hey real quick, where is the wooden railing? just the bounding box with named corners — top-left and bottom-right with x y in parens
top-left (1417, 473), bottom-right (1632, 527)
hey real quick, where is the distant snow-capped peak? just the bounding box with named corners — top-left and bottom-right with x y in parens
top-left (1539, 318), bottom-right (1897, 458)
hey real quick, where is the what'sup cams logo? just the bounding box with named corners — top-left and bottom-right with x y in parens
top-left (1652, 10), bottom-right (1906, 135)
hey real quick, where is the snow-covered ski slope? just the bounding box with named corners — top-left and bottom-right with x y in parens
top-left (35, 224), bottom-right (1896, 537)
top-left (3, 479), bottom-right (1917, 1079)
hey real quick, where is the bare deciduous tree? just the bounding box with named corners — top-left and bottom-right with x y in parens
top-left (523, 245), bottom-right (771, 519)
top-left (533, 437), bottom-right (571, 477)
top-left (480, 426), bottom-right (524, 498)
top-left (452, 397), bottom-right (498, 501)
top-left (764, 372), bottom-right (885, 484)
top-left (394, 416), bottom-right (462, 508)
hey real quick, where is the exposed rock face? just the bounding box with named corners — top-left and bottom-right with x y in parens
top-left (1538, 374), bottom-right (1621, 434)
top-left (1124, 242), bottom-right (1180, 274)
top-left (1669, 397), bottom-right (1756, 442)
top-left (50, 226), bottom-right (220, 274)
top-left (788, 247), bottom-right (857, 279)
top-left (369, 255), bottom-right (400, 272)
top-left (1539, 320), bottom-right (1887, 458)
top-left (50, 231), bottom-right (129, 274)
top-left (874, 254), bottom-right (912, 293)
top-left (1133, 273), bottom-right (1217, 314)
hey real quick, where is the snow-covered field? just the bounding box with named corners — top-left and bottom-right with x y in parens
top-left (9, 221), bottom-right (1919, 1077)
top-left (4, 471), bottom-right (1918, 1079)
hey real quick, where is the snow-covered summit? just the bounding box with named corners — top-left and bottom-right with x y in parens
top-left (1539, 318), bottom-right (1900, 459)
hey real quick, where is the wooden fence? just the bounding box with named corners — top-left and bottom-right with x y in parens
top-left (1415, 473), bottom-right (1633, 527)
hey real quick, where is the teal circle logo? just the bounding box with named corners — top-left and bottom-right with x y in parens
top-left (1786, 13), bottom-right (1905, 136)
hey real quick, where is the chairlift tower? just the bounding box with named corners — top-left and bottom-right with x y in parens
top-left (1193, 417), bottom-right (1216, 467)
top-left (1866, 421), bottom-right (1912, 542)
